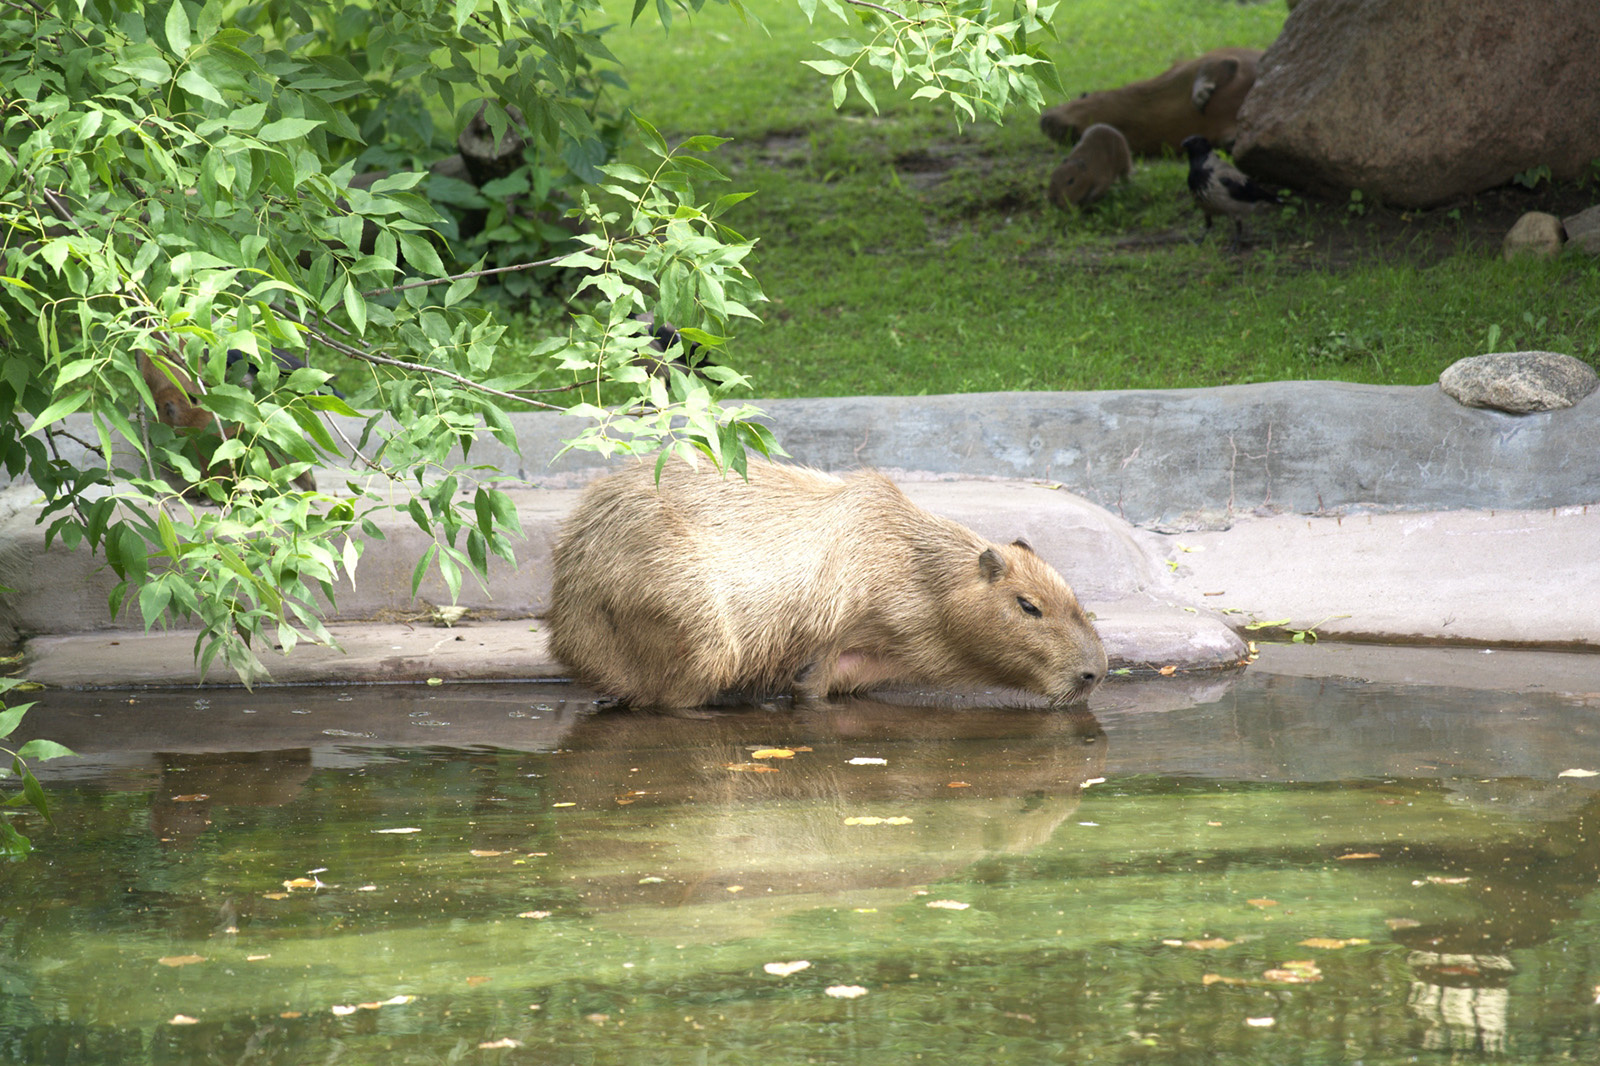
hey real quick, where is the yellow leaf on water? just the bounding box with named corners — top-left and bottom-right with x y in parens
top-left (1424, 875), bottom-right (1470, 885)
top-left (751, 748), bottom-right (795, 759)
top-left (1246, 1016), bottom-right (1276, 1027)
top-left (1299, 937), bottom-right (1369, 949)
top-left (1337, 852), bottom-right (1381, 860)
top-left (168, 1015), bottom-right (199, 1025)
top-left (246, 954), bottom-right (271, 962)
top-left (1247, 899), bottom-right (1278, 908)
top-left (279, 1011), bottom-right (302, 1019)
top-left (169, 794), bottom-right (209, 802)
top-left (466, 976), bottom-right (491, 987)
top-left (158, 955), bottom-right (206, 968)
top-left (479, 1039), bottom-right (523, 1050)
top-left (724, 763), bottom-right (780, 773)
top-left (1202, 973), bottom-right (1247, 986)
top-left (926, 900), bottom-right (970, 910)
top-left (330, 1005), bottom-right (358, 1016)
top-left (470, 850), bottom-right (506, 857)
top-left (947, 781), bottom-right (971, 788)
top-left (764, 961), bottom-right (811, 976)
top-left (262, 892), bottom-right (290, 900)
top-left (1158, 665), bottom-right (1177, 676)
top-left (1558, 768), bottom-right (1599, 777)
top-left (825, 985), bottom-right (869, 999)
top-left (282, 877), bottom-right (322, 890)
top-left (1184, 939), bottom-right (1234, 950)
top-left (517, 911), bottom-right (552, 919)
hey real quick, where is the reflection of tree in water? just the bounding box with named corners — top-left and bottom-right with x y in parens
top-left (1386, 788), bottom-right (1600, 1055)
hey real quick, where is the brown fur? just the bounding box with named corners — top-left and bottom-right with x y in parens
top-left (1048, 124), bottom-right (1133, 210)
top-left (1039, 48), bottom-right (1261, 157)
top-left (137, 348), bottom-right (316, 492)
top-left (546, 459), bottom-right (1108, 709)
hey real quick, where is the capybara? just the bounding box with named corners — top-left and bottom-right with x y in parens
top-left (546, 459), bottom-right (1108, 709)
top-left (1048, 123), bottom-right (1133, 210)
top-left (137, 345), bottom-right (319, 492)
top-left (1039, 48), bottom-right (1261, 157)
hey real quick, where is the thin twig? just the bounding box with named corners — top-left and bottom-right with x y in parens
top-left (360, 253), bottom-right (571, 298)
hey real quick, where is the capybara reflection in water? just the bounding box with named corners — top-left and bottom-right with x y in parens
top-left (546, 460), bottom-right (1108, 709)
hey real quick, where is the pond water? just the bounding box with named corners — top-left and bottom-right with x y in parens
top-left (4, 651), bottom-right (1600, 1065)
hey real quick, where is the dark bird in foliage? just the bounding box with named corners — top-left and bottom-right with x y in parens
top-left (226, 347), bottom-right (345, 398)
top-left (1180, 134), bottom-right (1281, 250)
top-left (632, 313), bottom-right (717, 380)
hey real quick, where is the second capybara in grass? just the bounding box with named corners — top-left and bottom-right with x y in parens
top-left (1048, 123), bottom-right (1133, 210)
top-left (545, 459), bottom-right (1108, 709)
top-left (1039, 48), bottom-right (1261, 157)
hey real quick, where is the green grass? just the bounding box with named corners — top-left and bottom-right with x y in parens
top-left (518, 0), bottom-right (1600, 399)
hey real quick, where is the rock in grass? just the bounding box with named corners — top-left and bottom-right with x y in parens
top-left (1563, 204), bottom-right (1600, 256)
top-left (1502, 212), bottom-right (1564, 260)
top-left (1439, 351), bottom-right (1599, 413)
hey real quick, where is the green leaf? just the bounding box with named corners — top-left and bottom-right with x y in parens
top-left (15, 739), bottom-right (75, 762)
top-left (411, 543), bottom-right (439, 598)
top-left (802, 59), bottom-right (850, 77)
top-left (0, 705), bottom-right (27, 739)
top-left (258, 117), bottom-right (324, 142)
top-left (165, 1), bottom-right (192, 54)
top-left (343, 282), bottom-right (368, 334)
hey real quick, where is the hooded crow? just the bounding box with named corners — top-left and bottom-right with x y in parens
top-left (1180, 134), bottom-right (1281, 249)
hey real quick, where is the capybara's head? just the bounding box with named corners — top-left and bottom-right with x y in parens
top-left (949, 539), bottom-right (1108, 705)
top-left (1048, 157), bottom-right (1089, 210)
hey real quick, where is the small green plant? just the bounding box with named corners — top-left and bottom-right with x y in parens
top-left (1513, 164), bottom-right (1551, 190)
top-left (1242, 614), bottom-right (1350, 644)
top-left (1485, 323), bottom-right (1503, 352)
top-left (0, 678), bottom-right (74, 859)
top-left (1346, 189), bottom-right (1367, 217)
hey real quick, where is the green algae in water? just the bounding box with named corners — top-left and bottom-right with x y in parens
top-left (5, 668), bottom-right (1600, 1064)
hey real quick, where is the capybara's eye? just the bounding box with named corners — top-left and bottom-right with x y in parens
top-left (1017, 596), bottom-right (1042, 617)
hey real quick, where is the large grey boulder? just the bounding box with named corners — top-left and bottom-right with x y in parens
top-left (1234, 0), bottom-right (1600, 209)
top-left (1439, 352), bottom-right (1599, 414)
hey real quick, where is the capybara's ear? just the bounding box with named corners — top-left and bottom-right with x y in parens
top-left (978, 547), bottom-right (1008, 582)
top-left (1011, 538), bottom-right (1036, 555)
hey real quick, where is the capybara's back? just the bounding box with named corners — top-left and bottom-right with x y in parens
top-left (546, 459), bottom-right (1107, 709)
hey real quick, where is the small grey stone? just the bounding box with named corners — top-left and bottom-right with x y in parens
top-left (1563, 204), bottom-right (1600, 256)
top-left (1502, 212), bottom-right (1564, 260)
top-left (1439, 351), bottom-right (1600, 413)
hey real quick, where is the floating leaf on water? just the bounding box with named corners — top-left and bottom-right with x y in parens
top-left (1162, 939), bottom-right (1185, 947)
top-left (465, 976), bottom-right (491, 987)
top-left (282, 877), bottom-right (324, 890)
top-left (825, 985), bottom-right (869, 999)
top-left (926, 900), bottom-right (970, 910)
top-left (1559, 768), bottom-right (1599, 777)
top-left (585, 1013), bottom-right (610, 1024)
top-left (639, 876), bottom-right (665, 884)
top-left (764, 960), bottom-right (811, 976)
top-left (1423, 875), bottom-right (1470, 885)
top-left (169, 794), bottom-right (209, 802)
top-left (1247, 898), bottom-right (1278, 908)
top-left (551, 802), bottom-right (577, 807)
top-left (1263, 960), bottom-right (1322, 984)
top-left (723, 763), bottom-right (780, 772)
top-left (373, 827), bottom-right (421, 834)
top-left (1207, 821), bottom-right (1223, 827)
top-left (262, 892), bottom-right (290, 901)
top-left (1079, 777), bottom-right (1106, 788)
top-left (1184, 939), bottom-right (1234, 950)
top-left (1245, 1016), bottom-right (1276, 1027)
top-left (1202, 973), bottom-right (1247, 986)
top-left (1337, 852), bottom-right (1381, 860)
top-left (726, 885), bottom-right (744, 893)
top-left (425, 678), bottom-right (444, 686)
top-left (469, 850), bottom-right (506, 857)
top-left (1299, 937), bottom-right (1369, 949)
top-left (330, 1005), bottom-right (358, 1016)
top-left (479, 1039), bottom-right (523, 1050)
top-left (1386, 917), bottom-right (1421, 930)
top-left (843, 816), bottom-right (913, 826)
top-left (279, 1011), bottom-right (302, 1019)
top-left (168, 1015), bottom-right (199, 1025)
top-left (158, 955), bottom-right (206, 968)
top-left (751, 748), bottom-right (795, 759)
top-left (517, 910), bottom-right (552, 919)
top-left (358, 885), bottom-right (377, 892)
top-left (848, 757), bottom-right (887, 765)
top-left (947, 781), bottom-right (971, 788)
top-left (1158, 665), bottom-right (1177, 676)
